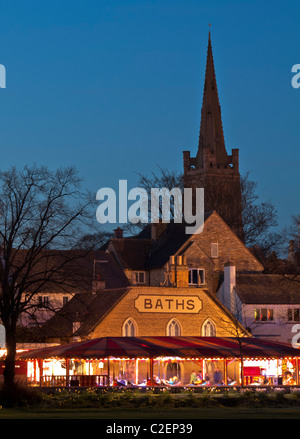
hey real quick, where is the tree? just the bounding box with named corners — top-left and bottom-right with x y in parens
top-left (211, 290), bottom-right (264, 386)
top-left (288, 214), bottom-right (300, 245)
top-left (0, 165), bottom-right (94, 392)
top-left (134, 167), bottom-right (278, 252)
top-left (240, 172), bottom-right (279, 249)
top-left (75, 231), bottom-right (113, 250)
top-left (122, 167), bottom-right (184, 235)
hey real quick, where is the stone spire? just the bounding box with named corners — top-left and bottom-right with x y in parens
top-left (196, 31), bottom-right (229, 169)
top-left (183, 31), bottom-right (244, 241)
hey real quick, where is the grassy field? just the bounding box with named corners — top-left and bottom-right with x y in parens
top-left (2, 387), bottom-right (300, 421)
top-left (1, 406), bottom-right (300, 419)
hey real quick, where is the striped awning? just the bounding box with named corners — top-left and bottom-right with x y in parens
top-left (17, 336), bottom-right (300, 360)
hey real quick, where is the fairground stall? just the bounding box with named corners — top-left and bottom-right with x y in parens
top-left (16, 336), bottom-right (300, 388)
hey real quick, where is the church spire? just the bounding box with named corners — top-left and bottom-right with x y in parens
top-left (183, 32), bottom-right (243, 240)
top-left (196, 30), bottom-right (228, 168)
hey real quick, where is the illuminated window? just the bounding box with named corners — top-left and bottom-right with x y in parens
top-left (188, 269), bottom-right (205, 286)
top-left (167, 319), bottom-right (181, 336)
top-left (254, 308), bottom-right (274, 321)
top-left (202, 319), bottom-right (216, 336)
top-left (123, 318), bottom-right (137, 337)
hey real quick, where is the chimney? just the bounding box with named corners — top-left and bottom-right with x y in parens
top-left (224, 262), bottom-right (236, 314)
top-left (169, 255), bottom-right (189, 288)
top-left (114, 227), bottom-right (123, 239)
top-left (288, 240), bottom-right (297, 266)
top-left (92, 260), bottom-right (106, 293)
top-left (92, 277), bottom-right (106, 293)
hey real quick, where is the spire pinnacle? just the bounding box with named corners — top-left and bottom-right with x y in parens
top-left (196, 30), bottom-right (228, 168)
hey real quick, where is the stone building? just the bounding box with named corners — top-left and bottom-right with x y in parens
top-left (42, 211), bottom-right (261, 344)
top-left (108, 211), bottom-right (262, 293)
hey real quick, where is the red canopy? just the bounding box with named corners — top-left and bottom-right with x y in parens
top-left (17, 336), bottom-right (300, 360)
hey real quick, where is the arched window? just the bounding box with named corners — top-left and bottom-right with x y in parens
top-left (202, 319), bottom-right (216, 337)
top-left (123, 318), bottom-right (138, 337)
top-left (167, 319), bottom-right (181, 336)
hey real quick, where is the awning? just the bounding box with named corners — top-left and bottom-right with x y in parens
top-left (17, 336), bottom-right (300, 360)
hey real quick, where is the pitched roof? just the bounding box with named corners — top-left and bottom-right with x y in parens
top-left (236, 274), bottom-right (300, 304)
top-left (109, 238), bottom-right (153, 270)
top-left (145, 222), bottom-right (195, 269)
top-left (43, 287), bottom-right (130, 339)
top-left (109, 212), bottom-right (215, 271)
top-left (90, 251), bottom-right (131, 290)
top-left (0, 248), bottom-right (129, 294)
top-left (18, 336), bottom-right (300, 360)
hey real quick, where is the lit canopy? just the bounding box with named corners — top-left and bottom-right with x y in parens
top-left (17, 336), bottom-right (300, 360)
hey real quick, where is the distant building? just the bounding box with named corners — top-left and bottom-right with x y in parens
top-left (217, 266), bottom-right (300, 344)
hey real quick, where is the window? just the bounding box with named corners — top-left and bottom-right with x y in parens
top-left (123, 318), bottom-right (137, 337)
top-left (288, 308), bottom-right (300, 322)
top-left (202, 319), bottom-right (216, 336)
top-left (211, 243), bottom-right (218, 258)
top-left (188, 268), bottom-right (205, 286)
top-left (254, 308), bottom-right (274, 322)
top-left (167, 319), bottom-right (181, 336)
top-left (133, 271), bottom-right (146, 284)
top-left (38, 296), bottom-right (49, 308)
top-left (63, 296), bottom-right (69, 306)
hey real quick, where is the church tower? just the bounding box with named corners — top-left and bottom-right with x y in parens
top-left (183, 31), bottom-right (244, 241)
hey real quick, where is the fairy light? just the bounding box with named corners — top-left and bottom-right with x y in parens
top-left (16, 342), bottom-right (300, 389)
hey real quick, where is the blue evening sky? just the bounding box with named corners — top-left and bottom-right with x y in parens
top-left (0, 0), bottom-right (299, 233)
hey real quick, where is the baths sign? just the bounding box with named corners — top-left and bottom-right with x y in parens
top-left (134, 295), bottom-right (202, 314)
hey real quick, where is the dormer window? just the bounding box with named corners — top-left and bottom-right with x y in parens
top-left (188, 268), bottom-right (205, 286)
top-left (133, 271), bottom-right (145, 285)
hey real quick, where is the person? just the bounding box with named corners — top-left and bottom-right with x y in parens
top-left (213, 367), bottom-right (222, 385)
top-left (227, 377), bottom-right (237, 386)
top-left (168, 376), bottom-right (179, 385)
top-left (190, 370), bottom-right (197, 384)
top-left (196, 370), bottom-right (203, 382)
top-left (283, 371), bottom-right (295, 385)
top-left (201, 373), bottom-right (211, 386)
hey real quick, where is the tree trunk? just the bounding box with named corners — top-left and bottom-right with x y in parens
top-left (240, 356), bottom-right (244, 388)
top-left (3, 325), bottom-right (17, 391)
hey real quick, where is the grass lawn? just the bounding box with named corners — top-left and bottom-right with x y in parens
top-left (1, 407), bottom-right (300, 419)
